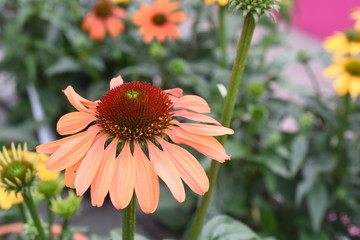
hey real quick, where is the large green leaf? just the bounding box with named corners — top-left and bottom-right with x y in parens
top-left (290, 135), bottom-right (308, 176)
top-left (200, 215), bottom-right (261, 240)
top-left (306, 181), bottom-right (328, 231)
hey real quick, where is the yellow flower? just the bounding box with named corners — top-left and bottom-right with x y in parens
top-left (110, 0), bottom-right (131, 4)
top-left (323, 57), bottom-right (360, 97)
top-left (323, 30), bottom-right (360, 56)
top-left (205, 0), bottom-right (228, 6)
top-left (0, 143), bottom-right (60, 209)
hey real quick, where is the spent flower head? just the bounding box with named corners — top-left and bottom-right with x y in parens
top-left (229, 0), bottom-right (281, 21)
top-left (37, 75), bottom-right (234, 213)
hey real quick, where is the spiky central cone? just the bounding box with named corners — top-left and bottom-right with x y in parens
top-left (96, 82), bottom-right (173, 141)
top-left (1, 161), bottom-right (34, 187)
top-left (345, 59), bottom-right (360, 77)
top-left (94, 1), bottom-right (112, 18)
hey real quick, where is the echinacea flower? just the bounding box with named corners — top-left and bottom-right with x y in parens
top-left (323, 30), bottom-right (360, 56)
top-left (36, 76), bottom-right (233, 213)
top-left (323, 57), bottom-right (360, 97)
top-left (82, 0), bottom-right (126, 41)
top-left (205, 0), bottom-right (228, 6)
top-left (132, 0), bottom-right (186, 43)
top-left (350, 7), bottom-right (360, 31)
top-left (0, 143), bottom-right (59, 209)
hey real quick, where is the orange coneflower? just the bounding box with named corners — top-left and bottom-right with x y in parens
top-left (132, 0), bottom-right (186, 43)
top-left (82, 0), bottom-right (126, 41)
top-left (36, 76), bottom-right (233, 213)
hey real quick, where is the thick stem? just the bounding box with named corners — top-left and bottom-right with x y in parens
top-left (122, 194), bottom-right (137, 240)
top-left (47, 199), bottom-right (53, 240)
top-left (59, 218), bottom-right (69, 240)
top-left (22, 188), bottom-right (46, 240)
top-left (219, 6), bottom-right (228, 68)
top-left (189, 14), bottom-right (256, 240)
top-left (17, 203), bottom-right (28, 223)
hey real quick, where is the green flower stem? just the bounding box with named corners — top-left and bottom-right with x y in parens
top-left (302, 62), bottom-right (322, 97)
top-left (17, 203), bottom-right (27, 223)
top-left (335, 94), bottom-right (352, 182)
top-left (122, 194), bottom-right (137, 240)
top-left (47, 199), bottom-right (53, 239)
top-left (219, 6), bottom-right (228, 68)
top-left (59, 218), bottom-right (69, 240)
top-left (22, 187), bottom-right (46, 240)
top-left (190, 14), bottom-right (256, 240)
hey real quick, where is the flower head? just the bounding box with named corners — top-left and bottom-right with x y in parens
top-left (132, 0), bottom-right (187, 43)
top-left (82, 0), bottom-right (127, 41)
top-left (0, 143), bottom-right (59, 209)
top-left (229, 0), bottom-right (280, 21)
top-left (36, 76), bottom-right (233, 213)
top-left (323, 57), bottom-right (360, 97)
top-left (205, 0), bottom-right (228, 6)
top-left (323, 30), bottom-right (360, 56)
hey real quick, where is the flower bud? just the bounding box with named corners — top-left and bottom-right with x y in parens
top-left (229, 0), bottom-right (281, 21)
top-left (250, 104), bottom-right (269, 121)
top-left (246, 81), bottom-right (265, 97)
top-left (51, 191), bottom-right (82, 219)
top-left (36, 179), bottom-right (65, 199)
top-left (299, 112), bottom-right (315, 129)
top-left (168, 58), bottom-right (188, 75)
top-left (149, 43), bottom-right (166, 59)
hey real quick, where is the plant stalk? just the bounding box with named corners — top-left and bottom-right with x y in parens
top-left (22, 187), bottom-right (46, 240)
top-left (47, 198), bottom-right (53, 239)
top-left (122, 194), bottom-right (137, 240)
top-left (189, 14), bottom-right (257, 240)
top-left (17, 203), bottom-right (28, 223)
top-left (59, 218), bottom-right (69, 240)
top-left (219, 6), bottom-right (228, 68)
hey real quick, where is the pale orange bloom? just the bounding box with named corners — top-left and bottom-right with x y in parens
top-left (82, 0), bottom-right (126, 41)
top-left (36, 76), bottom-right (233, 213)
top-left (350, 7), bottom-right (360, 31)
top-left (132, 0), bottom-right (187, 43)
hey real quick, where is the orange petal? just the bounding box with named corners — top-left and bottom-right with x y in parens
top-left (106, 16), bottom-right (124, 38)
top-left (167, 126), bottom-right (230, 162)
top-left (133, 141), bottom-right (160, 213)
top-left (112, 7), bottom-right (127, 18)
top-left (89, 18), bottom-right (106, 41)
top-left (168, 12), bottom-right (186, 23)
top-left (57, 112), bottom-right (96, 135)
top-left (63, 86), bottom-right (94, 114)
top-left (75, 134), bottom-right (108, 196)
top-left (109, 141), bottom-right (136, 209)
top-left (175, 121), bottom-right (234, 136)
top-left (36, 131), bottom-right (86, 154)
top-left (156, 137), bottom-right (209, 195)
top-left (164, 88), bottom-right (183, 97)
top-left (173, 110), bottom-right (221, 126)
top-left (110, 75), bottom-right (124, 89)
top-left (46, 126), bottom-right (100, 171)
top-left (65, 161), bottom-right (81, 189)
top-left (173, 95), bottom-right (210, 113)
top-left (91, 139), bottom-right (118, 207)
top-left (147, 140), bottom-right (185, 203)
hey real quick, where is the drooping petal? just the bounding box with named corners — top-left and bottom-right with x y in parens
top-left (57, 112), bottom-right (96, 135)
top-left (63, 86), bottom-right (94, 114)
top-left (174, 121), bottom-right (234, 136)
top-left (173, 95), bottom-right (210, 113)
top-left (75, 133), bottom-right (108, 196)
top-left (156, 137), bottom-right (209, 195)
top-left (146, 140), bottom-right (185, 203)
top-left (64, 161), bottom-right (81, 189)
top-left (106, 16), bottom-right (125, 38)
top-left (91, 139), bottom-right (118, 207)
top-left (46, 126), bottom-right (100, 171)
top-left (109, 141), bottom-right (136, 209)
top-left (167, 126), bottom-right (230, 162)
top-left (89, 18), bottom-right (106, 41)
top-left (110, 75), bottom-right (124, 89)
top-left (133, 142), bottom-right (159, 214)
top-left (173, 110), bottom-right (221, 126)
top-left (36, 131), bottom-right (86, 154)
top-left (164, 88), bottom-right (183, 97)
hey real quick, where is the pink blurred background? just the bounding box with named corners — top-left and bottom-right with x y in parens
top-left (292, 0), bottom-right (359, 39)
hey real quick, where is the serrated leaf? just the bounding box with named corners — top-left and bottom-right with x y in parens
top-left (306, 181), bottom-right (328, 231)
top-left (200, 215), bottom-right (261, 240)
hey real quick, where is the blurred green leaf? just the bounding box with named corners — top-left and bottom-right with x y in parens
top-left (200, 215), bottom-right (261, 240)
top-left (290, 135), bottom-right (308, 176)
top-left (45, 57), bottom-right (82, 76)
top-left (306, 181), bottom-right (328, 231)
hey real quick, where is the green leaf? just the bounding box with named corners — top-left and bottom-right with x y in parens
top-left (45, 57), bottom-right (82, 77)
top-left (200, 215), bottom-right (261, 240)
top-left (290, 135), bottom-right (308, 175)
top-left (261, 154), bottom-right (290, 178)
top-left (306, 181), bottom-right (328, 231)
top-left (109, 228), bottom-right (150, 240)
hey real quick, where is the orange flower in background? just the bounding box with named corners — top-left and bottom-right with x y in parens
top-left (82, 0), bottom-right (126, 41)
top-left (132, 0), bottom-right (187, 43)
top-left (36, 76), bottom-right (233, 213)
top-left (323, 57), bottom-right (360, 97)
top-left (350, 7), bottom-right (360, 31)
